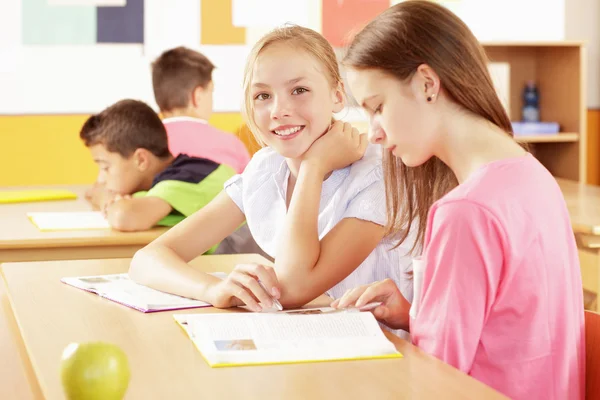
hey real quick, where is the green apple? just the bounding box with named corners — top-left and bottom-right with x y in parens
top-left (61, 342), bottom-right (131, 400)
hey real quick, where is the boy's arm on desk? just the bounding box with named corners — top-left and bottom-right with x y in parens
top-left (105, 196), bottom-right (172, 232)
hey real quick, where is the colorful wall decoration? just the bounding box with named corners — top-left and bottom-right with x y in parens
top-left (322, 0), bottom-right (389, 47)
top-left (0, 0), bottom-right (566, 116)
top-left (0, 0), bottom-right (569, 186)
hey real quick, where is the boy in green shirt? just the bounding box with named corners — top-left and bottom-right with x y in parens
top-left (80, 99), bottom-right (235, 235)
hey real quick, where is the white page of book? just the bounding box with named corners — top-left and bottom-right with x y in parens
top-left (62, 273), bottom-right (214, 310)
top-left (184, 312), bottom-right (398, 365)
top-left (27, 211), bottom-right (111, 231)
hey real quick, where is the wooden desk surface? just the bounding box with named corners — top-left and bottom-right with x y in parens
top-left (0, 185), bottom-right (167, 262)
top-left (1, 254), bottom-right (506, 400)
top-left (0, 275), bottom-right (42, 399)
top-left (557, 178), bottom-right (600, 235)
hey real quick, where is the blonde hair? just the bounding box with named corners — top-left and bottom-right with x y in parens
top-left (242, 25), bottom-right (342, 146)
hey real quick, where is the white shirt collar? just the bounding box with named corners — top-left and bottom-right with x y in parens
top-left (271, 155), bottom-right (350, 203)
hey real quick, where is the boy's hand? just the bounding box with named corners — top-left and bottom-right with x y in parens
top-left (302, 121), bottom-right (368, 177)
top-left (86, 182), bottom-right (117, 210)
top-left (206, 264), bottom-right (281, 312)
top-left (102, 194), bottom-right (131, 217)
top-left (331, 279), bottom-right (411, 331)
top-left (85, 182), bottom-right (102, 201)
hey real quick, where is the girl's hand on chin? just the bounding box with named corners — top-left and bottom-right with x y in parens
top-left (302, 121), bottom-right (368, 176)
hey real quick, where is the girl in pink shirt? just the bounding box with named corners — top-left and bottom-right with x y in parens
top-left (332, 2), bottom-right (585, 399)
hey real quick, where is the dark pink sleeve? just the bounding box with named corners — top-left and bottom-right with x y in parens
top-left (411, 200), bottom-right (505, 373)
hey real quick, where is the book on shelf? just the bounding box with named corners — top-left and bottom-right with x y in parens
top-left (512, 121), bottom-right (560, 135)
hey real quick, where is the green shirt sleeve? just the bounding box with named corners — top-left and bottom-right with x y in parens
top-left (151, 165), bottom-right (234, 216)
top-left (132, 164), bottom-right (235, 260)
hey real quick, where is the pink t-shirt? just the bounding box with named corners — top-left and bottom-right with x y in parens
top-left (163, 117), bottom-right (251, 173)
top-left (411, 153), bottom-right (585, 400)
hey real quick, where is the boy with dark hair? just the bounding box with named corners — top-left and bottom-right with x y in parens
top-left (151, 46), bottom-right (251, 173)
top-left (80, 99), bottom-right (233, 237)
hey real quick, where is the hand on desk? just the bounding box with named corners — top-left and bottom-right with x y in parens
top-left (85, 182), bottom-right (119, 211)
top-left (331, 279), bottom-right (411, 331)
top-left (206, 263), bottom-right (281, 312)
top-left (102, 194), bottom-right (131, 217)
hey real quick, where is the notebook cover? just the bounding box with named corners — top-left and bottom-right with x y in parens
top-left (0, 189), bottom-right (77, 204)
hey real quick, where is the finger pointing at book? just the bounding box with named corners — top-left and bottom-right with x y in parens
top-left (331, 279), bottom-right (411, 331)
top-left (207, 264), bottom-right (281, 312)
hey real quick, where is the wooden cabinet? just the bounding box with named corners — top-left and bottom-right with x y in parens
top-left (483, 42), bottom-right (586, 181)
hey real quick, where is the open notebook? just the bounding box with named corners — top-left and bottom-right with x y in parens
top-left (27, 211), bottom-right (111, 231)
top-left (61, 272), bottom-right (226, 312)
top-left (0, 189), bottom-right (77, 204)
top-left (175, 310), bottom-right (402, 368)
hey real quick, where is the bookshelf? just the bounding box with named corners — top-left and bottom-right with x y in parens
top-left (483, 41), bottom-right (587, 182)
top-left (349, 42), bottom-right (587, 183)
top-left (515, 133), bottom-right (579, 144)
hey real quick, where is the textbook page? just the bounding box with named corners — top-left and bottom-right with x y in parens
top-left (176, 312), bottom-right (401, 366)
top-left (62, 273), bottom-right (226, 312)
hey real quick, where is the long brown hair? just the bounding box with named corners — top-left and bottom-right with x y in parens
top-left (343, 0), bottom-right (513, 253)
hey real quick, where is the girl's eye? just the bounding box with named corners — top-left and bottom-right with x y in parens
top-left (254, 93), bottom-right (270, 101)
top-left (292, 87), bottom-right (308, 95)
top-left (374, 104), bottom-right (383, 114)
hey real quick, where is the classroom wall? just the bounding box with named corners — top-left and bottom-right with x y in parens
top-left (565, 0), bottom-right (600, 108)
top-left (0, 113), bottom-right (244, 186)
top-left (565, 0), bottom-right (600, 185)
top-left (0, 0), bottom-right (586, 186)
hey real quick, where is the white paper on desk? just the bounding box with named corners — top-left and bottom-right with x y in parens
top-left (27, 211), bottom-right (111, 231)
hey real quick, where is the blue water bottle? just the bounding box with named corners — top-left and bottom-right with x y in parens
top-left (522, 81), bottom-right (540, 122)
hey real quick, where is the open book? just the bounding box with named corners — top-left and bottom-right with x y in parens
top-left (27, 211), bottom-right (111, 231)
top-left (175, 310), bottom-right (402, 367)
top-left (61, 273), bottom-right (226, 312)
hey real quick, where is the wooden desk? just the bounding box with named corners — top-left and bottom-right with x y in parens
top-left (0, 275), bottom-right (42, 399)
top-left (557, 178), bottom-right (600, 309)
top-left (1, 254), bottom-right (506, 400)
top-left (557, 178), bottom-right (600, 235)
top-left (0, 185), bottom-right (167, 262)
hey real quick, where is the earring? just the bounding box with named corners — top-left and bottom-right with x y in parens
top-left (427, 93), bottom-right (436, 102)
